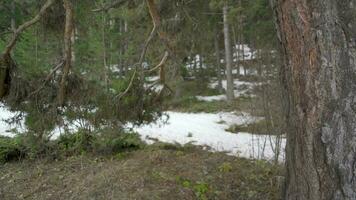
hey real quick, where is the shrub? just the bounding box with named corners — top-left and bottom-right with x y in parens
top-left (0, 136), bottom-right (25, 163)
top-left (57, 129), bottom-right (94, 155)
top-left (107, 132), bottom-right (144, 153)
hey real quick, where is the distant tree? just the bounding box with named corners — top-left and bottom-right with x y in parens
top-left (223, 1), bottom-right (235, 102)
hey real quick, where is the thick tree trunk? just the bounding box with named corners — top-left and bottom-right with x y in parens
top-left (271, 0), bottom-right (356, 199)
top-left (223, 3), bottom-right (235, 102)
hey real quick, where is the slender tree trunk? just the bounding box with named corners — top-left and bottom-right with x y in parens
top-left (11, 1), bottom-right (16, 32)
top-left (223, 3), bottom-right (235, 102)
top-left (232, 23), bottom-right (239, 71)
top-left (238, 0), bottom-right (245, 76)
top-left (118, 19), bottom-right (124, 76)
top-left (101, 9), bottom-right (109, 90)
top-left (58, 0), bottom-right (74, 106)
top-left (271, 0), bottom-right (356, 199)
top-left (214, 31), bottom-right (223, 93)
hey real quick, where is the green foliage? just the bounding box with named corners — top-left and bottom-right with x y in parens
top-left (106, 132), bottom-right (144, 153)
top-left (177, 177), bottom-right (210, 200)
top-left (57, 129), bottom-right (94, 154)
top-left (193, 182), bottom-right (210, 200)
top-left (218, 162), bottom-right (233, 173)
top-left (0, 136), bottom-right (25, 163)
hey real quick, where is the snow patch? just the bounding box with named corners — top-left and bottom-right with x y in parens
top-left (132, 111), bottom-right (285, 161)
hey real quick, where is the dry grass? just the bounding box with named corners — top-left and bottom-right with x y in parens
top-left (0, 146), bottom-right (283, 200)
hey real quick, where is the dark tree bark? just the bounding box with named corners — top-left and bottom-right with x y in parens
top-left (271, 0), bottom-right (356, 199)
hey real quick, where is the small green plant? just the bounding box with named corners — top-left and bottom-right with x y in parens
top-left (57, 129), bottom-right (94, 154)
top-left (193, 181), bottom-right (209, 200)
top-left (175, 150), bottom-right (185, 156)
top-left (182, 180), bottom-right (192, 188)
top-left (218, 162), bottom-right (233, 173)
top-left (176, 177), bottom-right (209, 200)
top-left (108, 133), bottom-right (144, 153)
top-left (114, 152), bottom-right (128, 160)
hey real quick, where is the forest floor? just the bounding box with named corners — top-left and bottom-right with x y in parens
top-left (0, 76), bottom-right (285, 200)
top-left (0, 145), bottom-right (283, 200)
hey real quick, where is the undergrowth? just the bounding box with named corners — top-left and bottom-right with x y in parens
top-left (0, 129), bottom-right (145, 164)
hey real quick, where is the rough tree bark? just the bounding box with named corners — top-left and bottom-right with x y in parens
top-left (271, 0), bottom-right (356, 199)
top-left (223, 2), bottom-right (235, 102)
top-left (58, 0), bottom-right (74, 106)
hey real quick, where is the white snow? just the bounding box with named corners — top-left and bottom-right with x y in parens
top-left (196, 95), bottom-right (227, 102)
top-left (0, 107), bottom-right (285, 162)
top-left (0, 104), bottom-right (25, 137)
top-left (195, 79), bottom-right (257, 102)
top-left (133, 111), bottom-right (285, 161)
top-left (146, 76), bottom-right (160, 82)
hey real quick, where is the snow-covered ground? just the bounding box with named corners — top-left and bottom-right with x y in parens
top-left (0, 104), bottom-right (26, 137)
top-left (133, 111), bottom-right (285, 161)
top-left (196, 79), bottom-right (257, 102)
top-left (0, 105), bottom-right (285, 161)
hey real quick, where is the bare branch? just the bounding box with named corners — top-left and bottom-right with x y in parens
top-left (147, 51), bottom-right (169, 73)
top-left (117, 69), bottom-right (137, 100)
top-left (117, 0), bottom-right (175, 99)
top-left (28, 60), bottom-right (64, 98)
top-left (2, 0), bottom-right (55, 56)
top-left (92, 0), bottom-right (128, 12)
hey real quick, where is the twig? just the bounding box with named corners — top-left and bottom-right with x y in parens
top-left (92, 0), bottom-right (128, 12)
top-left (28, 60), bottom-right (64, 98)
top-left (147, 51), bottom-right (169, 73)
top-left (117, 69), bottom-right (137, 100)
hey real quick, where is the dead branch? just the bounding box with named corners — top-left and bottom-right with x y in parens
top-left (117, 0), bottom-right (174, 100)
top-left (92, 0), bottom-right (129, 12)
top-left (115, 1), bottom-right (159, 100)
top-left (147, 51), bottom-right (169, 73)
top-left (2, 0), bottom-right (55, 56)
top-left (28, 59), bottom-right (64, 98)
top-left (58, 0), bottom-right (74, 106)
top-left (117, 69), bottom-right (137, 100)
top-left (146, 0), bottom-right (174, 54)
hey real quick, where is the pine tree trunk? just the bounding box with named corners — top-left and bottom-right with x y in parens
top-left (214, 32), bottom-right (223, 93)
top-left (271, 0), bottom-right (356, 199)
top-left (223, 3), bottom-right (235, 102)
